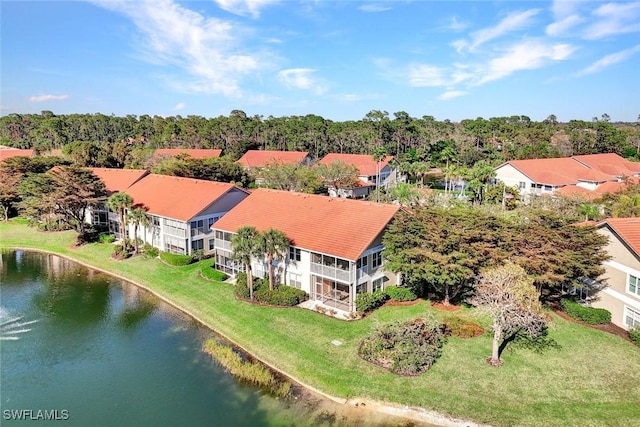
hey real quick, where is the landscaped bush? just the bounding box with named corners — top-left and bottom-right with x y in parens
top-left (142, 244), bottom-right (159, 258)
top-left (200, 262), bottom-right (228, 281)
top-left (629, 326), bottom-right (640, 346)
top-left (384, 286), bottom-right (417, 302)
top-left (355, 289), bottom-right (389, 314)
top-left (159, 251), bottom-right (193, 266)
top-left (560, 299), bottom-right (611, 325)
top-left (98, 232), bottom-right (116, 244)
top-left (441, 314), bottom-right (485, 338)
top-left (254, 285), bottom-right (308, 306)
top-left (112, 244), bottom-right (131, 260)
top-left (359, 314), bottom-right (446, 376)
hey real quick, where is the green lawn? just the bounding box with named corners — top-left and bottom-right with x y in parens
top-left (2, 221), bottom-right (639, 426)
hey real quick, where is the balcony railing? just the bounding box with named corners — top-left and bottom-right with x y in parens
top-left (215, 240), bottom-right (233, 251)
top-left (310, 263), bottom-right (351, 283)
top-left (164, 226), bottom-right (187, 238)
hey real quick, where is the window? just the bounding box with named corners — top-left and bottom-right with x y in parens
top-left (152, 216), bottom-right (160, 227)
top-left (629, 274), bottom-right (639, 297)
top-left (371, 251), bottom-right (382, 269)
top-left (191, 239), bottom-right (204, 251)
top-left (289, 273), bottom-right (302, 289)
top-left (209, 239), bottom-right (215, 251)
top-left (519, 181), bottom-right (526, 189)
top-left (544, 185), bottom-right (552, 192)
top-left (357, 256), bottom-right (368, 271)
top-left (624, 306), bottom-right (640, 329)
top-left (207, 216), bottom-right (220, 229)
top-left (356, 283), bottom-right (367, 294)
top-left (373, 277), bottom-right (383, 292)
top-left (289, 247), bottom-right (301, 262)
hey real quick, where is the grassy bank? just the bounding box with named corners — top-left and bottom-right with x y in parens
top-left (2, 221), bottom-right (639, 426)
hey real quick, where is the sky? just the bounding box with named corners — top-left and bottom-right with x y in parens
top-left (1, 0), bottom-right (639, 123)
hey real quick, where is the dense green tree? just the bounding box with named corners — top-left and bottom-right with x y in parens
top-left (0, 168), bottom-right (22, 220)
top-left (108, 192), bottom-right (133, 250)
top-left (231, 226), bottom-right (263, 301)
top-left (258, 161), bottom-right (322, 193)
top-left (315, 160), bottom-right (360, 195)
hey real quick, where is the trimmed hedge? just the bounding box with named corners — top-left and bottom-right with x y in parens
top-left (355, 289), bottom-right (390, 314)
top-left (560, 299), bottom-right (611, 325)
top-left (142, 244), bottom-right (159, 258)
top-left (385, 286), bottom-right (417, 302)
top-left (159, 251), bottom-right (193, 266)
top-left (200, 263), bottom-right (228, 281)
top-left (98, 232), bottom-right (116, 244)
top-left (235, 273), bottom-right (307, 306)
top-left (629, 326), bottom-right (640, 346)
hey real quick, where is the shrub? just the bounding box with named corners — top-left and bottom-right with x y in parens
top-left (200, 263), bottom-right (228, 281)
top-left (254, 285), bottom-right (308, 306)
top-left (98, 232), bottom-right (116, 244)
top-left (560, 299), bottom-right (611, 325)
top-left (112, 244), bottom-right (131, 260)
top-left (359, 314), bottom-right (446, 376)
top-left (441, 314), bottom-right (485, 338)
top-left (629, 326), bottom-right (640, 346)
top-left (159, 251), bottom-right (193, 266)
top-left (142, 244), bottom-right (159, 258)
top-left (385, 286), bottom-right (417, 302)
top-left (355, 289), bottom-right (390, 314)
top-left (234, 273), bottom-right (264, 299)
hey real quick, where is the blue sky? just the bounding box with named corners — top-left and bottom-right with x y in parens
top-left (2, 0), bottom-right (639, 122)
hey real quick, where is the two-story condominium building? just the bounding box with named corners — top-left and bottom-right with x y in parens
top-left (86, 168), bottom-right (149, 228)
top-left (212, 188), bottom-right (400, 313)
top-left (592, 218), bottom-right (640, 330)
top-left (317, 153), bottom-right (397, 198)
top-left (116, 174), bottom-right (249, 256)
top-left (494, 153), bottom-right (640, 201)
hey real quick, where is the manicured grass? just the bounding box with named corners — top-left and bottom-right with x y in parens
top-left (2, 220), bottom-right (639, 426)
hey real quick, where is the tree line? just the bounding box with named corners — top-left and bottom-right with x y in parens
top-left (2, 111), bottom-right (639, 168)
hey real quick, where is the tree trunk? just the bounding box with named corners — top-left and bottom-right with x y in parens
top-left (267, 252), bottom-right (274, 291)
top-left (134, 225), bottom-right (139, 254)
top-left (489, 320), bottom-right (504, 366)
top-left (4, 206), bottom-right (9, 221)
top-left (247, 265), bottom-right (254, 301)
top-left (119, 210), bottom-right (127, 250)
top-left (443, 285), bottom-right (450, 306)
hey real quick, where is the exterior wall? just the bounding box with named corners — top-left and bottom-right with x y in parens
top-left (495, 164), bottom-right (562, 200)
top-left (591, 227), bottom-right (640, 330)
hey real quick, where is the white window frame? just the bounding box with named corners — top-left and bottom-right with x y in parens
top-left (371, 251), bottom-right (382, 269)
top-left (289, 247), bottom-right (301, 262)
top-left (372, 277), bottom-right (383, 292)
top-left (624, 305), bottom-right (640, 329)
top-left (628, 274), bottom-right (639, 297)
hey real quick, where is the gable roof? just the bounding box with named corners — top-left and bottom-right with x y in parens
top-left (498, 157), bottom-right (616, 186)
top-left (153, 149), bottom-right (222, 159)
top-left (318, 153), bottom-right (395, 176)
top-left (237, 150), bottom-right (309, 168)
top-left (213, 188), bottom-right (399, 260)
top-left (573, 153), bottom-right (640, 177)
top-left (124, 174), bottom-right (247, 221)
top-left (89, 168), bottom-right (149, 194)
top-left (597, 217), bottom-right (640, 260)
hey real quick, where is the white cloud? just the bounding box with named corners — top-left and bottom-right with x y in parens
top-left (359, 4), bottom-right (391, 13)
top-left (213, 0), bottom-right (279, 18)
top-left (467, 9), bottom-right (541, 51)
top-left (476, 40), bottom-right (575, 84)
top-left (583, 1), bottom-right (640, 39)
top-left (88, 0), bottom-right (268, 97)
top-left (277, 68), bottom-right (327, 94)
top-left (408, 65), bottom-right (448, 87)
top-left (578, 44), bottom-right (640, 75)
top-left (546, 14), bottom-right (583, 37)
top-left (447, 16), bottom-right (469, 32)
top-left (28, 94), bottom-right (69, 102)
top-left (174, 102), bottom-right (186, 111)
top-left (438, 91), bottom-right (467, 100)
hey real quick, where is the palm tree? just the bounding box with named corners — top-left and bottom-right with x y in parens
top-left (372, 146), bottom-right (388, 202)
top-left (259, 228), bottom-right (290, 290)
top-left (231, 226), bottom-right (262, 301)
top-left (107, 192), bottom-right (133, 250)
top-left (127, 207), bottom-right (150, 254)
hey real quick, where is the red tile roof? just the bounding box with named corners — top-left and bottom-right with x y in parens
top-left (598, 217), bottom-right (640, 259)
top-left (213, 188), bottom-right (399, 260)
top-left (556, 185), bottom-right (600, 200)
top-left (501, 157), bottom-right (616, 185)
top-left (318, 153), bottom-right (395, 177)
top-left (0, 149), bottom-right (34, 161)
top-left (89, 168), bottom-right (149, 194)
top-left (573, 153), bottom-right (640, 177)
top-left (124, 174), bottom-right (247, 221)
top-left (154, 149), bottom-right (222, 159)
top-left (237, 150), bottom-right (309, 168)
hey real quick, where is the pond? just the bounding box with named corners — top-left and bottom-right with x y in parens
top-left (0, 250), bottom-right (427, 426)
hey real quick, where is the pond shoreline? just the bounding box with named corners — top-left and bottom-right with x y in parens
top-left (5, 246), bottom-right (484, 427)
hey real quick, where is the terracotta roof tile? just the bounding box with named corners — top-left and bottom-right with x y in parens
top-left (213, 188), bottom-right (399, 260)
top-left (0, 149), bottom-right (34, 161)
top-left (237, 150), bottom-right (309, 168)
top-left (598, 217), bottom-right (640, 259)
top-left (318, 153), bottom-right (395, 177)
top-left (504, 157), bottom-right (616, 185)
top-left (89, 168), bottom-right (149, 194)
top-left (154, 149), bottom-right (222, 159)
top-left (124, 174), bottom-right (247, 221)
top-left (573, 153), bottom-right (640, 177)
top-left (556, 185), bottom-right (600, 200)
